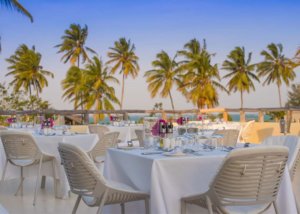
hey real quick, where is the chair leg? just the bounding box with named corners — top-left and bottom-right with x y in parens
top-left (273, 201), bottom-right (279, 214)
top-left (181, 200), bottom-right (186, 214)
top-left (96, 204), bottom-right (104, 214)
top-left (33, 157), bottom-right (43, 206)
top-left (1, 160), bottom-right (8, 188)
top-left (15, 166), bottom-right (24, 196)
top-left (206, 196), bottom-right (213, 214)
top-left (145, 198), bottom-right (150, 214)
top-left (51, 160), bottom-right (57, 197)
top-left (121, 203), bottom-right (125, 214)
top-left (40, 176), bottom-right (46, 189)
top-left (72, 195), bottom-right (81, 214)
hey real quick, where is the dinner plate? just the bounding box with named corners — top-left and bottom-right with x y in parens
top-left (163, 151), bottom-right (187, 157)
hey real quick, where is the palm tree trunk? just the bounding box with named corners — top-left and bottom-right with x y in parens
top-left (277, 84), bottom-right (282, 107)
top-left (240, 91), bottom-right (243, 109)
top-left (168, 91), bottom-right (175, 110)
top-left (120, 74), bottom-right (125, 110)
top-left (77, 55), bottom-right (80, 68)
top-left (29, 86), bottom-right (33, 110)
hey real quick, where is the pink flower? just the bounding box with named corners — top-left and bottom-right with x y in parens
top-left (177, 117), bottom-right (183, 125)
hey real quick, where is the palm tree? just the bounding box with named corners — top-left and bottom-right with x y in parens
top-left (178, 39), bottom-right (227, 109)
top-left (61, 66), bottom-right (85, 110)
top-left (144, 51), bottom-right (181, 110)
top-left (286, 84), bottom-right (300, 107)
top-left (257, 43), bottom-right (296, 107)
top-left (107, 37), bottom-right (139, 109)
top-left (6, 44), bottom-right (54, 97)
top-left (55, 24), bottom-right (96, 67)
top-left (83, 56), bottom-right (120, 121)
top-left (0, 0), bottom-right (33, 22)
top-left (222, 47), bottom-right (259, 108)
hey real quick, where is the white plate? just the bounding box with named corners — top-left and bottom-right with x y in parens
top-left (163, 151), bottom-right (187, 157)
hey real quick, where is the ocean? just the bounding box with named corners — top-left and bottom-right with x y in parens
top-left (95, 113), bottom-right (273, 124)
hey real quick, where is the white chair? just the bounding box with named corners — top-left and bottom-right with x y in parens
top-left (0, 130), bottom-right (56, 206)
top-left (263, 135), bottom-right (300, 212)
top-left (88, 132), bottom-right (119, 164)
top-left (213, 129), bottom-right (239, 147)
top-left (88, 125), bottom-right (109, 139)
top-left (58, 143), bottom-right (150, 214)
top-left (134, 129), bottom-right (144, 147)
top-left (181, 146), bottom-right (288, 214)
top-left (238, 120), bottom-right (255, 143)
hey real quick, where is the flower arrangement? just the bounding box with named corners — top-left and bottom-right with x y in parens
top-left (41, 118), bottom-right (54, 129)
top-left (176, 117), bottom-right (189, 125)
top-left (198, 115), bottom-right (202, 121)
top-left (6, 117), bottom-right (17, 124)
top-left (151, 119), bottom-right (166, 136)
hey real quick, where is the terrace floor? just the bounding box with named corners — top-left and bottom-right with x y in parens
top-left (0, 177), bottom-right (101, 214)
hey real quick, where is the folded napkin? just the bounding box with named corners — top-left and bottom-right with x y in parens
top-left (118, 140), bottom-right (140, 148)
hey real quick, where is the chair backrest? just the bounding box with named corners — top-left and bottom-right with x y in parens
top-left (88, 125), bottom-right (109, 138)
top-left (0, 130), bottom-right (40, 162)
top-left (209, 146), bottom-right (288, 208)
top-left (187, 127), bottom-right (198, 134)
top-left (90, 132), bottom-right (119, 158)
top-left (239, 120), bottom-right (255, 143)
top-left (290, 148), bottom-right (300, 181)
top-left (58, 143), bottom-right (107, 197)
top-left (135, 129), bottom-right (144, 147)
top-left (214, 129), bottom-right (239, 147)
top-left (263, 135), bottom-right (299, 169)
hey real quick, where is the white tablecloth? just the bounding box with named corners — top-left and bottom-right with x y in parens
top-left (106, 125), bottom-right (144, 142)
top-left (263, 135), bottom-right (300, 170)
top-left (188, 122), bottom-right (241, 130)
top-left (104, 148), bottom-right (297, 214)
top-left (0, 131), bottom-right (98, 198)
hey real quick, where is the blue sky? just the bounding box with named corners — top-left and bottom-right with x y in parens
top-left (0, 0), bottom-right (300, 110)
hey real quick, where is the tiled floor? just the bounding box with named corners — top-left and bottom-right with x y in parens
top-left (0, 178), bottom-right (101, 214)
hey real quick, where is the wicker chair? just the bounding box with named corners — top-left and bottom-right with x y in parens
top-left (58, 143), bottom-right (150, 214)
top-left (88, 125), bottom-right (110, 138)
top-left (290, 147), bottom-right (300, 213)
top-left (89, 132), bottom-right (119, 164)
top-left (181, 146), bottom-right (288, 214)
top-left (238, 120), bottom-right (255, 143)
top-left (0, 130), bottom-right (56, 206)
top-left (134, 129), bottom-right (144, 147)
top-left (213, 129), bottom-right (240, 147)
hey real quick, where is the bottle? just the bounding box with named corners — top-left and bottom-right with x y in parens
top-left (161, 123), bottom-right (166, 134)
top-left (167, 122), bottom-right (173, 134)
top-left (159, 137), bottom-right (164, 148)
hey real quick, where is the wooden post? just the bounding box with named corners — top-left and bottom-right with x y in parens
top-left (240, 110), bottom-right (245, 122)
top-left (84, 112), bottom-right (89, 125)
top-left (123, 112), bottom-right (129, 121)
top-left (223, 111), bottom-right (228, 122)
top-left (258, 111), bottom-right (264, 123)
